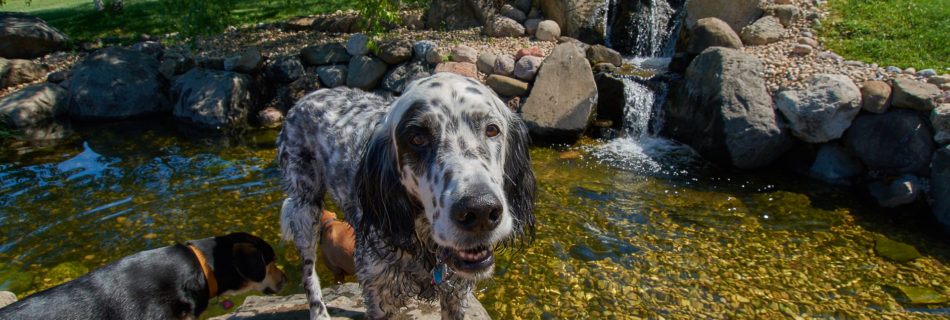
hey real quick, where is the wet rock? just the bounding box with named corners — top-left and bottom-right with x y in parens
top-left (586, 45), bottom-right (622, 67)
top-left (687, 17), bottom-right (743, 55)
top-left (486, 74), bottom-right (529, 97)
top-left (0, 12), bottom-right (70, 59)
top-left (593, 72), bottom-right (625, 131)
top-left (891, 78), bottom-right (940, 111)
top-left (68, 47), bottom-right (169, 120)
top-left (1, 58), bottom-right (49, 88)
top-left (264, 56), bottom-right (304, 84)
top-left (536, 20), bottom-right (561, 41)
top-left (513, 55), bottom-right (542, 81)
top-left (0, 291), bottom-right (15, 309)
top-left (224, 46), bottom-right (264, 74)
top-left (476, 52), bottom-right (496, 74)
top-left (376, 39), bottom-right (413, 65)
top-left (300, 43), bottom-right (350, 66)
top-left (434, 61), bottom-right (477, 79)
top-left (451, 45), bottom-right (478, 64)
top-left (493, 53), bottom-right (515, 76)
top-left (885, 284), bottom-right (950, 305)
top-left (874, 236), bottom-right (921, 262)
top-left (0, 83), bottom-right (67, 128)
top-left (844, 109), bottom-right (934, 177)
top-left (172, 68), bottom-right (253, 131)
top-left (776, 74), bottom-right (861, 143)
top-left (663, 47), bottom-right (792, 169)
top-left (484, 16), bottom-right (525, 37)
top-left (521, 42), bottom-right (597, 141)
top-left (257, 107), bottom-right (283, 128)
top-left (740, 16), bottom-right (784, 46)
top-left (382, 61), bottom-right (430, 94)
top-left (867, 174), bottom-right (922, 207)
top-left (860, 80), bottom-right (891, 114)
top-left (316, 65), bottom-right (347, 88)
top-left (932, 104), bottom-right (950, 146)
top-left (346, 56), bottom-right (387, 90)
top-left (808, 142), bottom-right (863, 185)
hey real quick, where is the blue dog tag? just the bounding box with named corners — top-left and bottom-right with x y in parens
top-left (432, 263), bottom-right (446, 284)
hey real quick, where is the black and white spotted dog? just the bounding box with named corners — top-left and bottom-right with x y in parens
top-left (277, 72), bottom-right (536, 319)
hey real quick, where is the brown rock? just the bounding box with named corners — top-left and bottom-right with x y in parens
top-left (434, 62), bottom-right (477, 79)
top-left (515, 47), bottom-right (543, 60)
top-left (486, 74), bottom-right (529, 97)
top-left (860, 81), bottom-right (892, 114)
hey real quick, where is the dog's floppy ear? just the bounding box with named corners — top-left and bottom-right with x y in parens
top-left (356, 130), bottom-right (419, 254)
top-left (232, 242), bottom-right (267, 282)
top-left (504, 116), bottom-right (537, 245)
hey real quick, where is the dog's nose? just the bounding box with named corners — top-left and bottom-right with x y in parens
top-left (451, 192), bottom-right (503, 233)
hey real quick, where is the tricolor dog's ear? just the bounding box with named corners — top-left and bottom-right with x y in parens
top-left (356, 130), bottom-right (419, 255)
top-left (503, 115), bottom-right (536, 245)
top-left (232, 243), bottom-right (267, 282)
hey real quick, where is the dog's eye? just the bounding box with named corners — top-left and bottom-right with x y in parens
top-left (485, 124), bottom-right (500, 137)
top-left (410, 133), bottom-right (429, 147)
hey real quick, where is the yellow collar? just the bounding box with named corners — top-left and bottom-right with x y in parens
top-left (187, 244), bottom-right (217, 298)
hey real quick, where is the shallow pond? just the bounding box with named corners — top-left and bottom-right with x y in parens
top-left (1, 120), bottom-right (948, 319)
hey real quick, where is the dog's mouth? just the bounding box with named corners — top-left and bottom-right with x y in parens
top-left (440, 245), bottom-right (495, 272)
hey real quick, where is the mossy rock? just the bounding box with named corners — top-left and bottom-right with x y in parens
top-left (884, 284), bottom-right (950, 304)
top-left (46, 261), bottom-right (90, 287)
top-left (0, 263), bottom-right (34, 295)
top-left (874, 236), bottom-right (922, 262)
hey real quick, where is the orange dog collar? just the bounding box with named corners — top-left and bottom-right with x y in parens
top-left (188, 244), bottom-right (218, 298)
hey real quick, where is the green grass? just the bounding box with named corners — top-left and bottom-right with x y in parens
top-left (1, 0), bottom-right (356, 43)
top-left (820, 0), bottom-right (950, 71)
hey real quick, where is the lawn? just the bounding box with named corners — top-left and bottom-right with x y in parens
top-left (821, 0), bottom-right (950, 71)
top-left (1, 0), bottom-right (357, 43)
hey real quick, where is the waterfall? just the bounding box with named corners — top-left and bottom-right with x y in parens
top-left (622, 78), bottom-right (655, 140)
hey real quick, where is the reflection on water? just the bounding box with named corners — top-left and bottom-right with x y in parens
top-left (0, 119), bottom-right (948, 319)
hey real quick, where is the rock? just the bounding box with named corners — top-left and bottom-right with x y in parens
top-left (891, 78), bottom-right (940, 111)
top-left (860, 80), bottom-right (892, 114)
top-left (524, 18), bottom-right (542, 35)
top-left (486, 74), bottom-right (529, 97)
top-left (412, 40), bottom-right (437, 61)
top-left (798, 37), bottom-right (819, 48)
top-left (538, 0), bottom-right (607, 43)
top-left (521, 43), bottom-right (597, 140)
top-left (376, 39), bottom-right (413, 65)
top-left (916, 69), bottom-right (937, 78)
top-left (208, 283), bottom-right (490, 320)
top-left (159, 55), bottom-right (196, 80)
top-left (425, 46), bottom-right (450, 65)
top-left (535, 20), bottom-right (561, 41)
top-left (809, 142), bottom-right (864, 185)
top-left (284, 16), bottom-right (316, 31)
top-left (933, 104), bottom-right (950, 145)
top-left (46, 70), bottom-right (69, 83)
top-left (885, 284), bottom-right (950, 305)
top-left (791, 44), bottom-right (813, 54)
top-left (0, 291), bottom-right (15, 309)
top-left (484, 15), bottom-right (525, 37)
top-left (686, 0), bottom-right (764, 34)
top-left (662, 47), bottom-right (792, 169)
top-left (766, 4), bottom-right (799, 27)
top-left (874, 236), bottom-right (922, 262)
top-left (0, 12), bottom-right (69, 59)
top-left (593, 72), bottom-right (625, 131)
top-left (493, 54), bottom-right (515, 76)
top-left (264, 56), bottom-right (304, 84)
top-left (476, 52), bottom-right (496, 74)
top-left (844, 109), bottom-right (934, 176)
top-left (515, 47), bottom-right (543, 61)
top-left (300, 43), bottom-right (351, 66)
top-left (451, 45), bottom-right (478, 64)
top-left (257, 107), bottom-right (283, 128)
top-left (886, 66), bottom-right (902, 73)
top-left (68, 47), bottom-right (169, 120)
top-left (934, 145), bottom-right (950, 228)
top-left (434, 61), bottom-right (478, 79)
top-left (223, 46), bottom-right (264, 74)
top-left (345, 33), bottom-right (370, 56)
top-left (315, 13), bottom-right (361, 33)
top-left (500, 4), bottom-right (527, 23)
top-left (382, 61), bottom-right (430, 94)
top-left (346, 56), bottom-right (387, 90)
top-left (0, 83), bottom-right (67, 128)
top-left (425, 0), bottom-right (495, 30)
top-left (514, 0), bottom-right (532, 13)
top-left (903, 67), bottom-right (916, 75)
top-left (1, 58), bottom-right (49, 88)
top-left (131, 41), bottom-right (163, 58)
top-left (171, 68), bottom-right (253, 131)
top-left (687, 17), bottom-right (743, 55)
top-left (740, 16), bottom-right (784, 46)
top-left (585, 45), bottom-right (622, 67)
top-left (929, 74), bottom-right (950, 85)
top-left (817, 51), bottom-right (843, 62)
top-left (513, 55), bottom-right (542, 81)
top-left (775, 74), bottom-right (862, 143)
top-left (868, 174), bottom-right (922, 207)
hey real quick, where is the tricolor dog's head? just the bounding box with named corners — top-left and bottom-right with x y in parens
top-left (213, 232), bottom-right (286, 296)
top-left (357, 72), bottom-right (536, 279)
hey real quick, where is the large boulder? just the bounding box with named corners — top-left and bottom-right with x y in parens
top-left (933, 145), bottom-right (950, 228)
top-left (775, 74), bottom-right (862, 143)
top-left (0, 12), bottom-right (69, 59)
top-left (687, 17), bottom-right (743, 55)
top-left (0, 58), bottom-right (49, 88)
top-left (686, 0), bottom-right (764, 34)
top-left (300, 43), bottom-right (351, 66)
top-left (586, 45), bottom-right (622, 67)
top-left (223, 46), bottom-right (264, 74)
top-left (538, 0), bottom-right (608, 44)
top-left (346, 56), bottom-right (387, 90)
top-left (867, 174), bottom-right (923, 207)
top-left (740, 16), bottom-right (784, 46)
top-left (662, 47), bottom-right (792, 169)
top-left (483, 16), bottom-right (525, 37)
top-left (377, 39), bottom-right (413, 65)
top-left (0, 83), bottom-right (67, 128)
top-left (933, 104), bottom-right (950, 146)
top-left (425, 0), bottom-right (497, 30)
top-left (317, 65), bottom-right (347, 88)
top-left (891, 78), bottom-right (941, 111)
top-left (263, 56), bottom-right (304, 84)
top-left (844, 109), bottom-right (934, 177)
top-left (171, 68), bottom-right (254, 131)
top-left (860, 80), bottom-right (892, 114)
top-left (535, 20), bottom-right (561, 41)
top-left (808, 142), bottom-right (864, 185)
top-left (513, 55), bottom-right (542, 81)
top-left (68, 47), bottom-right (169, 120)
top-left (382, 61), bottom-right (430, 94)
top-left (521, 42), bottom-right (597, 140)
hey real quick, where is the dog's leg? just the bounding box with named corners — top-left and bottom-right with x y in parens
top-left (440, 289), bottom-right (469, 320)
top-left (281, 198), bottom-right (331, 320)
top-left (354, 237), bottom-right (403, 320)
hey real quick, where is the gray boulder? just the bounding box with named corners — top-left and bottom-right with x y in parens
top-left (513, 55), bottom-right (542, 81)
top-left (501, 4), bottom-right (527, 23)
top-left (425, 46), bottom-right (450, 65)
top-left (493, 54), bottom-right (515, 76)
top-left (257, 107), bottom-right (283, 128)
top-left (740, 16), bottom-right (784, 46)
top-left (686, 0), bottom-right (764, 34)
top-left (476, 52), bottom-right (497, 74)
top-left (860, 80), bottom-right (891, 114)
top-left (536, 20), bottom-right (561, 41)
top-left (264, 56), bottom-right (304, 84)
top-left (345, 33), bottom-right (370, 56)
top-left (486, 74), bottom-right (529, 97)
top-left (933, 104), bottom-right (950, 146)
top-left (172, 68), bottom-right (253, 131)
top-left (412, 40), bottom-right (437, 61)
top-left (868, 174), bottom-right (922, 207)
top-left (223, 46), bottom-right (264, 74)
top-left (1, 58), bottom-right (49, 88)
top-left (662, 47), bottom-right (792, 169)
top-left (775, 74), bottom-right (862, 143)
top-left (687, 17), bottom-right (743, 55)
top-left (766, 5), bottom-right (799, 27)
top-left (68, 47), bottom-right (169, 120)
top-left (451, 45), bottom-right (478, 64)
top-left (933, 145), bottom-right (950, 228)
top-left (0, 12), bottom-right (69, 59)
top-left (425, 0), bottom-right (495, 30)
top-left (377, 39), bottom-right (413, 65)
top-left (484, 16), bottom-right (525, 37)
top-left (585, 45), bottom-right (622, 67)
top-left (891, 78), bottom-right (940, 111)
top-left (808, 142), bottom-right (864, 185)
top-left (521, 42), bottom-right (597, 140)
top-left (346, 56), bottom-right (387, 90)
top-left (538, 0), bottom-right (607, 43)
top-left (844, 109), bottom-right (934, 176)
top-left (382, 61), bottom-right (430, 94)
top-left (300, 43), bottom-right (351, 66)
top-left (315, 64), bottom-right (345, 87)
top-left (0, 83), bottom-right (67, 128)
